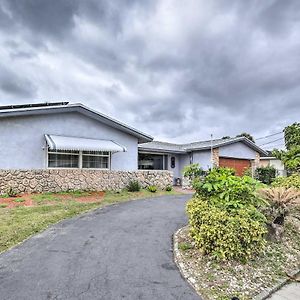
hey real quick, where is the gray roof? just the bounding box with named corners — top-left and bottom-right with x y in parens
top-left (0, 102), bottom-right (153, 143)
top-left (139, 137), bottom-right (268, 156)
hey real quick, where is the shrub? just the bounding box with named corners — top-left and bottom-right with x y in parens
top-left (186, 198), bottom-right (267, 261)
top-left (186, 168), bottom-right (267, 261)
top-left (183, 163), bottom-right (204, 180)
top-left (243, 167), bottom-right (252, 177)
top-left (165, 185), bottom-right (173, 192)
top-left (7, 187), bottom-right (17, 197)
top-left (259, 187), bottom-right (300, 240)
top-left (193, 167), bottom-right (263, 211)
top-left (255, 166), bottom-right (277, 184)
top-left (272, 173), bottom-right (300, 189)
top-left (127, 180), bottom-right (141, 192)
top-left (147, 185), bottom-right (157, 193)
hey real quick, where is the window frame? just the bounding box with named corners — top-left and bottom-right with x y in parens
top-left (46, 148), bottom-right (111, 170)
top-left (81, 150), bottom-right (111, 170)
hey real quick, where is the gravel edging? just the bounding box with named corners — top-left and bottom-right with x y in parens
top-left (173, 226), bottom-right (300, 300)
top-left (173, 226), bottom-right (205, 299)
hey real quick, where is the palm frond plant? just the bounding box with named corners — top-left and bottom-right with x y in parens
top-left (259, 187), bottom-right (300, 240)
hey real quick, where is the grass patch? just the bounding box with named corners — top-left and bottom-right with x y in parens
top-left (14, 198), bottom-right (25, 203)
top-left (31, 193), bottom-right (62, 204)
top-left (0, 204), bottom-right (7, 208)
top-left (178, 242), bottom-right (193, 251)
top-left (55, 190), bottom-right (93, 197)
top-left (0, 188), bottom-right (181, 253)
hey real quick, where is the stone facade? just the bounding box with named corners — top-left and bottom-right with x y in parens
top-left (254, 152), bottom-right (260, 167)
top-left (212, 148), bottom-right (219, 167)
top-left (0, 170), bottom-right (173, 194)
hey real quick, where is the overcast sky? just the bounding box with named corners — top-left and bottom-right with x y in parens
top-left (0, 0), bottom-right (299, 149)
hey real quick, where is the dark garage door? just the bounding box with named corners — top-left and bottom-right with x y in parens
top-left (219, 157), bottom-right (251, 176)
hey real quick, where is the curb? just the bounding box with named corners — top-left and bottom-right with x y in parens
top-left (173, 226), bottom-right (206, 299)
top-left (253, 269), bottom-right (300, 300)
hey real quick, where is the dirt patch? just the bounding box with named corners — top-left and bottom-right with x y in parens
top-left (0, 194), bottom-right (34, 209)
top-left (0, 191), bottom-right (105, 209)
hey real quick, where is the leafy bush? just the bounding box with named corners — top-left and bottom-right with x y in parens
top-left (147, 185), bottom-right (157, 193)
top-left (272, 173), bottom-right (300, 189)
top-left (186, 167), bottom-right (267, 261)
top-left (186, 198), bottom-right (267, 261)
top-left (243, 167), bottom-right (252, 177)
top-left (165, 185), bottom-right (173, 192)
top-left (193, 167), bottom-right (263, 211)
top-left (255, 166), bottom-right (277, 184)
top-left (7, 187), bottom-right (17, 197)
top-left (183, 163), bottom-right (204, 180)
top-left (127, 180), bottom-right (141, 192)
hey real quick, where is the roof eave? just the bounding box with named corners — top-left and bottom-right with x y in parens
top-left (0, 103), bottom-right (153, 143)
top-left (185, 137), bottom-right (268, 156)
top-left (138, 147), bottom-right (186, 154)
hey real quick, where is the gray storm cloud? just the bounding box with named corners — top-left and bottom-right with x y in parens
top-left (0, 0), bottom-right (299, 149)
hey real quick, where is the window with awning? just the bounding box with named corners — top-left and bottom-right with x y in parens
top-left (45, 134), bottom-right (127, 169)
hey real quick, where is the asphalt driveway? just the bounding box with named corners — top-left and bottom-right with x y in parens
top-left (0, 195), bottom-right (200, 300)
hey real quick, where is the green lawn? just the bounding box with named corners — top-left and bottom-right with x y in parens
top-left (0, 189), bottom-right (180, 253)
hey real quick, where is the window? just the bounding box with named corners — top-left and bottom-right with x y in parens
top-left (82, 151), bottom-right (109, 169)
top-left (48, 150), bottom-right (79, 168)
top-left (48, 150), bottom-right (110, 169)
top-left (138, 153), bottom-right (165, 170)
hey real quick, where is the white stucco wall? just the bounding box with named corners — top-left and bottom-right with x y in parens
top-left (192, 150), bottom-right (212, 170)
top-left (179, 154), bottom-right (191, 173)
top-left (166, 154), bottom-right (180, 178)
top-left (0, 112), bottom-right (138, 170)
top-left (259, 158), bottom-right (286, 176)
top-left (219, 142), bottom-right (257, 159)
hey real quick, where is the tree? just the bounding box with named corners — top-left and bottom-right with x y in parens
top-left (222, 136), bottom-right (230, 139)
top-left (284, 123), bottom-right (300, 150)
top-left (273, 123), bottom-right (300, 173)
top-left (236, 132), bottom-right (255, 143)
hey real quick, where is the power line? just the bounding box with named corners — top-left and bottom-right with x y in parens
top-left (255, 131), bottom-right (283, 141)
top-left (262, 143), bottom-right (285, 149)
top-left (258, 137), bottom-right (284, 147)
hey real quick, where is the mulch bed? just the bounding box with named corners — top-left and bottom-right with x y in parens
top-left (0, 191), bottom-right (105, 209)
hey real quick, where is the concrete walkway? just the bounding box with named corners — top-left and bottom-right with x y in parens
top-left (268, 282), bottom-right (300, 299)
top-left (0, 195), bottom-right (200, 300)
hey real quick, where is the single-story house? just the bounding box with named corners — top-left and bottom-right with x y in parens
top-left (0, 102), bottom-right (153, 170)
top-left (0, 101), bottom-right (269, 184)
top-left (138, 138), bottom-right (268, 182)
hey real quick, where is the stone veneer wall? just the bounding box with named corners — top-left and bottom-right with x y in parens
top-left (0, 170), bottom-right (173, 194)
top-left (212, 148), bottom-right (219, 167)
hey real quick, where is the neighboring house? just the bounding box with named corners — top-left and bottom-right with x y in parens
top-left (0, 102), bottom-right (153, 170)
top-left (138, 137), bottom-right (268, 182)
top-left (259, 157), bottom-right (286, 176)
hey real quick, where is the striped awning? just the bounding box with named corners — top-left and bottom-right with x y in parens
top-left (45, 134), bottom-right (127, 153)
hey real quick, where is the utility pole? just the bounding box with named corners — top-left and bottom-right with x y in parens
top-left (210, 133), bottom-right (213, 169)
